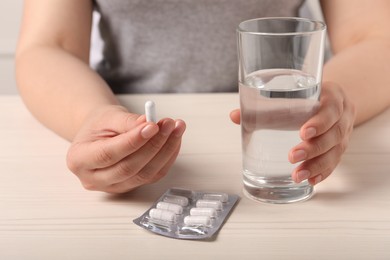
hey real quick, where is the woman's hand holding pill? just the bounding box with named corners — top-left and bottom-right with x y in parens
top-left (66, 105), bottom-right (186, 193)
top-left (229, 82), bottom-right (355, 185)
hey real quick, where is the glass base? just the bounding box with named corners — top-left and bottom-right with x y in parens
top-left (243, 176), bottom-right (314, 204)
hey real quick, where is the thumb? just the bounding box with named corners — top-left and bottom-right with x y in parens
top-left (68, 121), bottom-right (159, 170)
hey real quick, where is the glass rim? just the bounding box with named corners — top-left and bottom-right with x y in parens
top-left (237, 17), bottom-right (326, 36)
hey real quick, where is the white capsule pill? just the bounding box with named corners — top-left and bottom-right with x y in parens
top-left (184, 215), bottom-right (212, 226)
top-left (163, 195), bottom-right (189, 207)
top-left (202, 193), bottom-right (229, 203)
top-left (190, 207), bottom-right (217, 218)
top-left (149, 208), bottom-right (177, 222)
top-left (156, 201), bottom-right (183, 215)
top-left (196, 200), bottom-right (223, 210)
top-left (145, 100), bottom-right (156, 123)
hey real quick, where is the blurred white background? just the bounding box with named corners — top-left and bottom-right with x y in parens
top-left (0, 0), bottom-right (322, 95)
top-left (0, 0), bottom-right (23, 94)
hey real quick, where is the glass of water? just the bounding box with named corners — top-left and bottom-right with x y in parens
top-left (237, 17), bottom-right (326, 203)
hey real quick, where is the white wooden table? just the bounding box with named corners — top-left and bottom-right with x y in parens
top-left (1, 94), bottom-right (389, 259)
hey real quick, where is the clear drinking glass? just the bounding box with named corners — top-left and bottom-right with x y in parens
top-left (237, 17), bottom-right (326, 203)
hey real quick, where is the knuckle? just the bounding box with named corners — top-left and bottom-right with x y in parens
top-left (136, 168), bottom-right (155, 184)
top-left (126, 139), bottom-right (138, 152)
top-left (125, 134), bottom-right (141, 151)
top-left (116, 162), bottom-right (136, 179)
top-left (95, 146), bottom-right (113, 165)
top-left (311, 140), bottom-right (323, 155)
top-left (136, 163), bottom-right (167, 185)
top-left (314, 120), bottom-right (328, 134)
top-left (147, 138), bottom-right (163, 154)
top-left (124, 113), bottom-right (139, 128)
top-left (164, 140), bottom-right (180, 155)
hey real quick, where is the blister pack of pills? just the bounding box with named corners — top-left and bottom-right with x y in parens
top-left (133, 188), bottom-right (239, 240)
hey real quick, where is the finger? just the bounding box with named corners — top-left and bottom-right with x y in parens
top-left (105, 120), bottom-right (186, 193)
top-left (300, 83), bottom-right (345, 141)
top-left (107, 138), bottom-right (182, 193)
top-left (289, 109), bottom-right (350, 164)
top-left (292, 143), bottom-right (345, 184)
top-left (230, 109), bottom-right (241, 124)
top-left (92, 118), bottom-right (176, 185)
top-left (67, 122), bottom-right (159, 172)
top-left (136, 120), bottom-right (185, 183)
top-left (290, 91), bottom-right (355, 164)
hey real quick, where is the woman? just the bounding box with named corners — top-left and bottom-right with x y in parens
top-left (16, 0), bottom-right (390, 193)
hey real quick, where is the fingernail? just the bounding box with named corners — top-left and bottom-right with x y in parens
top-left (141, 124), bottom-right (158, 139)
top-left (296, 170), bottom-right (311, 183)
top-left (173, 121), bottom-right (186, 137)
top-left (304, 127), bottom-right (316, 140)
top-left (292, 150), bottom-right (307, 162)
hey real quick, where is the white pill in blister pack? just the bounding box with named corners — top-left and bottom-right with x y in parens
top-left (149, 208), bottom-right (177, 223)
top-left (163, 195), bottom-right (189, 207)
top-left (133, 188), bottom-right (240, 240)
top-left (184, 215), bottom-right (212, 227)
top-left (202, 193), bottom-right (229, 203)
top-left (196, 199), bottom-right (223, 210)
top-left (156, 201), bottom-right (183, 214)
top-left (190, 207), bottom-right (217, 218)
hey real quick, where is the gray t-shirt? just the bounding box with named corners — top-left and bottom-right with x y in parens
top-left (93, 0), bottom-right (304, 93)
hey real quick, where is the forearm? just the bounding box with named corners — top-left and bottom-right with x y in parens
top-left (16, 46), bottom-right (120, 140)
top-left (323, 39), bottom-right (390, 125)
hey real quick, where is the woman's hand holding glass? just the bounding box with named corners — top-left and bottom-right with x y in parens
top-left (230, 82), bottom-right (356, 185)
